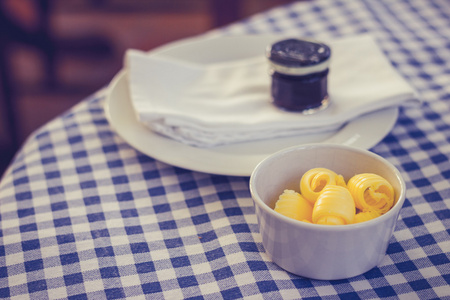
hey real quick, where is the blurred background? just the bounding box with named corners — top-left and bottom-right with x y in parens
top-left (0, 0), bottom-right (296, 176)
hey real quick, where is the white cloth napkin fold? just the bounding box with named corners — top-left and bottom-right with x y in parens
top-left (126, 34), bottom-right (419, 147)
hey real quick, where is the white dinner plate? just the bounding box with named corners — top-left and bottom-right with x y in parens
top-left (105, 35), bottom-right (398, 177)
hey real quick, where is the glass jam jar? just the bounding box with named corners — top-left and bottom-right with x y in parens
top-left (267, 38), bottom-right (331, 113)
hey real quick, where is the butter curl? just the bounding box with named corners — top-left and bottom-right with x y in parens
top-left (300, 168), bottom-right (346, 204)
top-left (312, 185), bottom-right (355, 225)
top-left (347, 173), bottom-right (394, 214)
top-left (353, 210), bottom-right (382, 223)
top-left (274, 189), bottom-right (313, 222)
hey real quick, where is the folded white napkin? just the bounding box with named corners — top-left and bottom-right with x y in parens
top-left (126, 34), bottom-right (419, 147)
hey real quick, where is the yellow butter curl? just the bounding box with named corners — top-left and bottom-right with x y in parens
top-left (312, 185), bottom-right (355, 225)
top-left (274, 189), bottom-right (313, 222)
top-left (300, 168), bottom-right (346, 204)
top-left (353, 210), bottom-right (382, 224)
top-left (347, 173), bottom-right (394, 214)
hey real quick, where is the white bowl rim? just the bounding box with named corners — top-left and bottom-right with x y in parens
top-left (249, 143), bottom-right (406, 232)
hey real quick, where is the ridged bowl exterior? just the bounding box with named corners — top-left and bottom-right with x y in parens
top-left (250, 144), bottom-right (406, 280)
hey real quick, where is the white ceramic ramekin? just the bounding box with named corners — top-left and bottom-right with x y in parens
top-left (250, 144), bottom-right (406, 280)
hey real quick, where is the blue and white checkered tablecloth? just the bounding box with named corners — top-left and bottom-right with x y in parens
top-left (1, 0), bottom-right (449, 299)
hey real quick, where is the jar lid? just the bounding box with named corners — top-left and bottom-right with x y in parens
top-left (267, 38), bottom-right (331, 76)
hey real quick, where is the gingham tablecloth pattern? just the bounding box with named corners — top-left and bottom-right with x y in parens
top-left (1, 0), bottom-right (449, 299)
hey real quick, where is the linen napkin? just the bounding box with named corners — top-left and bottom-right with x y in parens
top-left (126, 34), bottom-right (419, 147)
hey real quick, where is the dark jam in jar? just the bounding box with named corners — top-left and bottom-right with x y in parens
top-left (267, 38), bottom-right (331, 113)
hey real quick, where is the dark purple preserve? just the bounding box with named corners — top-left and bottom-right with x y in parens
top-left (267, 38), bottom-right (331, 113)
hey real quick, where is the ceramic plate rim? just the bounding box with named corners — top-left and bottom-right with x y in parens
top-left (104, 35), bottom-right (399, 176)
